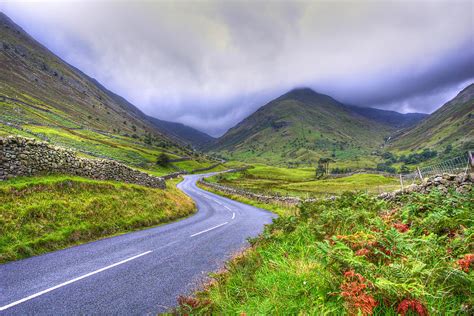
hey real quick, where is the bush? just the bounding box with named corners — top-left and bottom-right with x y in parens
top-left (376, 163), bottom-right (396, 174)
top-left (156, 153), bottom-right (170, 166)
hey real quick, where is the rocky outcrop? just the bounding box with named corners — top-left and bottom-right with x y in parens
top-left (379, 173), bottom-right (472, 200)
top-left (0, 136), bottom-right (165, 188)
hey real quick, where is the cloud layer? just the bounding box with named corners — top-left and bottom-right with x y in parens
top-left (1, 0), bottom-right (473, 136)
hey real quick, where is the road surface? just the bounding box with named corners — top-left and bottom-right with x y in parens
top-left (0, 173), bottom-right (275, 315)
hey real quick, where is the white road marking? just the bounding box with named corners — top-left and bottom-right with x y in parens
top-left (0, 251), bottom-right (153, 311)
top-left (224, 205), bottom-right (232, 211)
top-left (190, 222), bottom-right (228, 237)
top-left (232, 212), bottom-right (235, 220)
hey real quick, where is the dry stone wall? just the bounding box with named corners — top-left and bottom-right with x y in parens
top-left (199, 179), bottom-right (305, 205)
top-left (162, 162), bottom-right (224, 180)
top-left (0, 136), bottom-right (165, 188)
top-left (379, 173), bottom-right (472, 200)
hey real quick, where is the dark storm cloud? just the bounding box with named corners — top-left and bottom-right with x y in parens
top-left (315, 40), bottom-right (474, 112)
top-left (1, 0), bottom-right (473, 136)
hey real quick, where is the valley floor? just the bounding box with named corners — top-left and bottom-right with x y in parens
top-left (205, 164), bottom-right (400, 198)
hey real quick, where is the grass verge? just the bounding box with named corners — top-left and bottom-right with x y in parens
top-left (177, 188), bottom-right (473, 315)
top-left (0, 175), bottom-right (195, 263)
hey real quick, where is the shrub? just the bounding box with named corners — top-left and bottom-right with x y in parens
top-left (156, 153), bottom-right (170, 166)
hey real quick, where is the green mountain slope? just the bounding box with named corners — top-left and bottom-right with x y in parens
top-left (344, 105), bottom-right (427, 129)
top-left (0, 12), bottom-right (215, 173)
top-left (209, 88), bottom-right (424, 165)
top-left (388, 84), bottom-right (474, 153)
top-left (86, 76), bottom-right (215, 148)
top-left (146, 116), bottom-right (214, 149)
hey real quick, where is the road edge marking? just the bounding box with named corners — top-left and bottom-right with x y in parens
top-left (0, 251), bottom-right (153, 311)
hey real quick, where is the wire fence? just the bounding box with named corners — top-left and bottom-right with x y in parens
top-left (400, 151), bottom-right (473, 187)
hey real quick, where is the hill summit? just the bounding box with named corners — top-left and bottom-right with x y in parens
top-left (209, 87), bottom-right (427, 164)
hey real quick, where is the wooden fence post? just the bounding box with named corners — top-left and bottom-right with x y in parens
top-left (416, 167), bottom-right (423, 181)
top-left (469, 151), bottom-right (474, 169)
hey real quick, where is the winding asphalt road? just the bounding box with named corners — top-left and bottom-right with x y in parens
top-left (0, 173), bottom-right (275, 315)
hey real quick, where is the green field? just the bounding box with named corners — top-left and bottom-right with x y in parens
top-left (178, 189), bottom-right (474, 314)
top-left (206, 164), bottom-right (400, 198)
top-left (0, 175), bottom-right (195, 263)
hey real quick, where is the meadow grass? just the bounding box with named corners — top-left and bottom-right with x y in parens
top-left (0, 175), bottom-right (195, 263)
top-left (178, 189), bottom-right (474, 315)
top-left (207, 165), bottom-right (400, 198)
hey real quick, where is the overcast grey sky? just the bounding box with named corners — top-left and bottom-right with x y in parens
top-left (1, 0), bottom-right (473, 136)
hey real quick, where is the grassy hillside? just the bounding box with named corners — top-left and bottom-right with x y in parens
top-left (147, 116), bottom-right (215, 149)
top-left (389, 84), bottom-right (474, 154)
top-left (209, 88), bottom-right (425, 166)
top-left (178, 189), bottom-right (474, 315)
top-left (206, 165), bottom-right (400, 198)
top-left (345, 105), bottom-right (427, 129)
top-left (210, 88), bottom-right (391, 165)
top-left (0, 175), bottom-right (195, 263)
top-left (0, 13), bottom-right (215, 171)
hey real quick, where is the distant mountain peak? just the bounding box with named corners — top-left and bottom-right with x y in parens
top-left (275, 87), bottom-right (339, 107)
top-left (284, 87), bottom-right (324, 98)
top-left (288, 87), bottom-right (317, 94)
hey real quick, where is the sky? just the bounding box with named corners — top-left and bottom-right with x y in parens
top-left (1, 0), bottom-right (473, 136)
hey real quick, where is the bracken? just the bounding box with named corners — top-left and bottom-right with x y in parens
top-left (393, 222), bottom-right (410, 233)
top-left (340, 270), bottom-right (378, 316)
top-left (457, 253), bottom-right (474, 273)
top-left (396, 299), bottom-right (428, 316)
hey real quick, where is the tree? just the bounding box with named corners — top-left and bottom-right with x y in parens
top-left (144, 133), bottom-right (153, 145)
top-left (156, 153), bottom-right (170, 166)
top-left (316, 157), bottom-right (333, 178)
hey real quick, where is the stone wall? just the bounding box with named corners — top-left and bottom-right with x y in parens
top-left (199, 179), bottom-right (305, 205)
top-left (0, 136), bottom-right (165, 188)
top-left (379, 173), bottom-right (472, 200)
top-left (162, 162), bottom-right (224, 180)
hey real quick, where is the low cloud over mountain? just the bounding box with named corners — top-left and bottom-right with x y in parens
top-left (2, 0), bottom-right (472, 136)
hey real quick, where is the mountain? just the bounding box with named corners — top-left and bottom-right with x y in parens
top-left (85, 74), bottom-right (214, 148)
top-left (0, 12), bottom-right (216, 171)
top-left (344, 105), bottom-right (428, 129)
top-left (146, 116), bottom-right (214, 149)
top-left (0, 12), bottom-right (211, 148)
top-left (209, 88), bottom-right (426, 164)
top-left (388, 84), bottom-right (474, 153)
